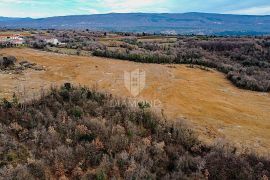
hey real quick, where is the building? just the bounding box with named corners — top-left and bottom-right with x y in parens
top-left (35, 35), bottom-right (60, 45)
top-left (45, 38), bottom-right (59, 45)
top-left (0, 34), bottom-right (25, 46)
top-left (11, 38), bottom-right (24, 45)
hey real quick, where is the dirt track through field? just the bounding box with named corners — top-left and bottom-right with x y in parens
top-left (1, 48), bottom-right (270, 156)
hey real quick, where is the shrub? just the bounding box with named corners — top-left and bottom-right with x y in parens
top-left (0, 84), bottom-right (269, 179)
top-left (0, 55), bottom-right (17, 69)
top-left (92, 36), bottom-right (270, 92)
top-left (1, 98), bottom-right (13, 109)
top-left (71, 106), bottom-right (83, 118)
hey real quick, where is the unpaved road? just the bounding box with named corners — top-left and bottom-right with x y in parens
top-left (1, 48), bottom-right (270, 156)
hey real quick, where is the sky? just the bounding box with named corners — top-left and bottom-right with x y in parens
top-left (0, 0), bottom-right (270, 18)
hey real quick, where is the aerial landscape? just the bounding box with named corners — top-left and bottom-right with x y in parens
top-left (0, 0), bottom-right (270, 179)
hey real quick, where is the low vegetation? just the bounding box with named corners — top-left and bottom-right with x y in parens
top-left (1, 30), bottom-right (270, 91)
top-left (27, 30), bottom-right (270, 92)
top-left (0, 84), bottom-right (269, 179)
top-left (92, 37), bottom-right (270, 92)
top-left (0, 55), bottom-right (17, 69)
top-left (0, 55), bottom-right (44, 73)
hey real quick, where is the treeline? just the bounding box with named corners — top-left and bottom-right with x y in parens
top-left (93, 49), bottom-right (175, 64)
top-left (0, 84), bottom-right (269, 179)
top-left (27, 30), bottom-right (270, 92)
top-left (92, 37), bottom-right (270, 92)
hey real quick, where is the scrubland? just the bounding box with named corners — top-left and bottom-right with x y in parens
top-left (0, 84), bottom-right (269, 179)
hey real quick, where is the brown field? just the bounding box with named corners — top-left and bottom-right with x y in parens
top-left (0, 48), bottom-right (270, 156)
top-left (0, 31), bottom-right (32, 36)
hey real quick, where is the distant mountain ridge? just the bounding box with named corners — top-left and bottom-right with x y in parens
top-left (0, 17), bottom-right (31, 22)
top-left (1, 12), bottom-right (270, 35)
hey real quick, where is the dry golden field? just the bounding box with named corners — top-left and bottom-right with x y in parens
top-left (0, 48), bottom-right (270, 156)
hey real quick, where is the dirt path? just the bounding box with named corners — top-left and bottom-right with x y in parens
top-left (1, 48), bottom-right (270, 155)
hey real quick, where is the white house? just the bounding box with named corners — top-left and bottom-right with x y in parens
top-left (35, 35), bottom-right (59, 45)
top-left (45, 38), bottom-right (59, 45)
top-left (0, 34), bottom-right (25, 46)
top-left (11, 38), bottom-right (24, 45)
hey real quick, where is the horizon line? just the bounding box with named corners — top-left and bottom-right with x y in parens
top-left (1, 11), bottom-right (270, 19)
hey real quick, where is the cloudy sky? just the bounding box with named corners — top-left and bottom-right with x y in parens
top-left (0, 0), bottom-right (270, 18)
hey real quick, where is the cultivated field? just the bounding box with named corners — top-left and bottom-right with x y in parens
top-left (0, 48), bottom-right (270, 156)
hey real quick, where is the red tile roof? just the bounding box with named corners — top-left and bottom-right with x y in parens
top-left (0, 34), bottom-right (21, 37)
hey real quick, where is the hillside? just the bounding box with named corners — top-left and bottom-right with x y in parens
top-left (0, 48), bottom-right (270, 156)
top-left (0, 84), bottom-right (269, 179)
top-left (1, 13), bottom-right (270, 35)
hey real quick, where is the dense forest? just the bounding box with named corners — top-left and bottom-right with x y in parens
top-left (0, 84), bottom-right (269, 179)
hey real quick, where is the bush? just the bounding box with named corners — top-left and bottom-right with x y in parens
top-left (0, 55), bottom-right (17, 69)
top-left (1, 98), bottom-right (13, 109)
top-left (92, 36), bottom-right (270, 92)
top-left (0, 84), bottom-right (269, 179)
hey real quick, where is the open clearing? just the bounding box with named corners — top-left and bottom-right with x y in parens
top-left (0, 48), bottom-right (270, 155)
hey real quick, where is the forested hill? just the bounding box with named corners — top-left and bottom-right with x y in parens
top-left (1, 12), bottom-right (270, 35)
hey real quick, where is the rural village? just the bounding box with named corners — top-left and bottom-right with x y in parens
top-left (0, 32), bottom-right (60, 47)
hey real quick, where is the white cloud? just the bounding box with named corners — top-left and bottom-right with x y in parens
top-left (227, 6), bottom-right (270, 15)
top-left (100, 0), bottom-right (168, 13)
top-left (0, 0), bottom-right (23, 3)
top-left (0, 9), bottom-right (39, 17)
top-left (0, 0), bottom-right (38, 4)
top-left (78, 7), bottom-right (100, 14)
top-left (0, 0), bottom-right (170, 17)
